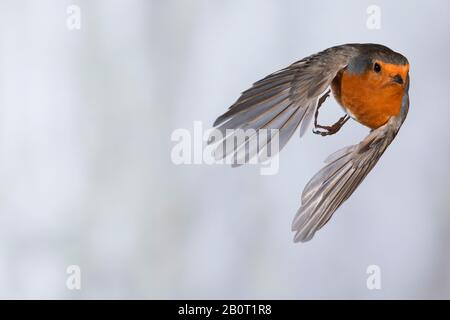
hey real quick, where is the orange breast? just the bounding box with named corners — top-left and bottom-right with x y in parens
top-left (331, 69), bottom-right (405, 129)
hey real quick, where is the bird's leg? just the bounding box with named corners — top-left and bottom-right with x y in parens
top-left (313, 90), bottom-right (350, 136)
top-left (313, 90), bottom-right (330, 131)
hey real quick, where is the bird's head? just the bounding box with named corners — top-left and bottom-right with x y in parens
top-left (347, 44), bottom-right (409, 89)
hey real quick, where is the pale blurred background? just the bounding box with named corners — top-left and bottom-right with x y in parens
top-left (0, 0), bottom-right (449, 299)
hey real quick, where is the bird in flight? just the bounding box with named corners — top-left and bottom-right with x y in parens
top-left (210, 43), bottom-right (410, 242)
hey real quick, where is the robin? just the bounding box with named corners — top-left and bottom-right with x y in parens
top-left (211, 43), bottom-right (410, 242)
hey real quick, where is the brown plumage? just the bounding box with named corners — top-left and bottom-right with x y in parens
top-left (210, 43), bottom-right (410, 242)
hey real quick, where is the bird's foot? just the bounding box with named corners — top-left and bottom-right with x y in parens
top-left (313, 114), bottom-right (350, 136)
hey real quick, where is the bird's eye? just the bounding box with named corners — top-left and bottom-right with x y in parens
top-left (373, 63), bottom-right (381, 73)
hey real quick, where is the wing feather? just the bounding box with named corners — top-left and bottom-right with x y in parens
top-left (210, 45), bottom-right (358, 164)
top-left (292, 83), bottom-right (410, 242)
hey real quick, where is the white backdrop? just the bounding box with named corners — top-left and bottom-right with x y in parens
top-left (0, 0), bottom-right (449, 299)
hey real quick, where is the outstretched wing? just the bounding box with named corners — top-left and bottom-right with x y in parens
top-left (210, 45), bottom-right (358, 164)
top-left (292, 79), bottom-right (410, 242)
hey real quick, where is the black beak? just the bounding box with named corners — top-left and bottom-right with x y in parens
top-left (392, 74), bottom-right (403, 85)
